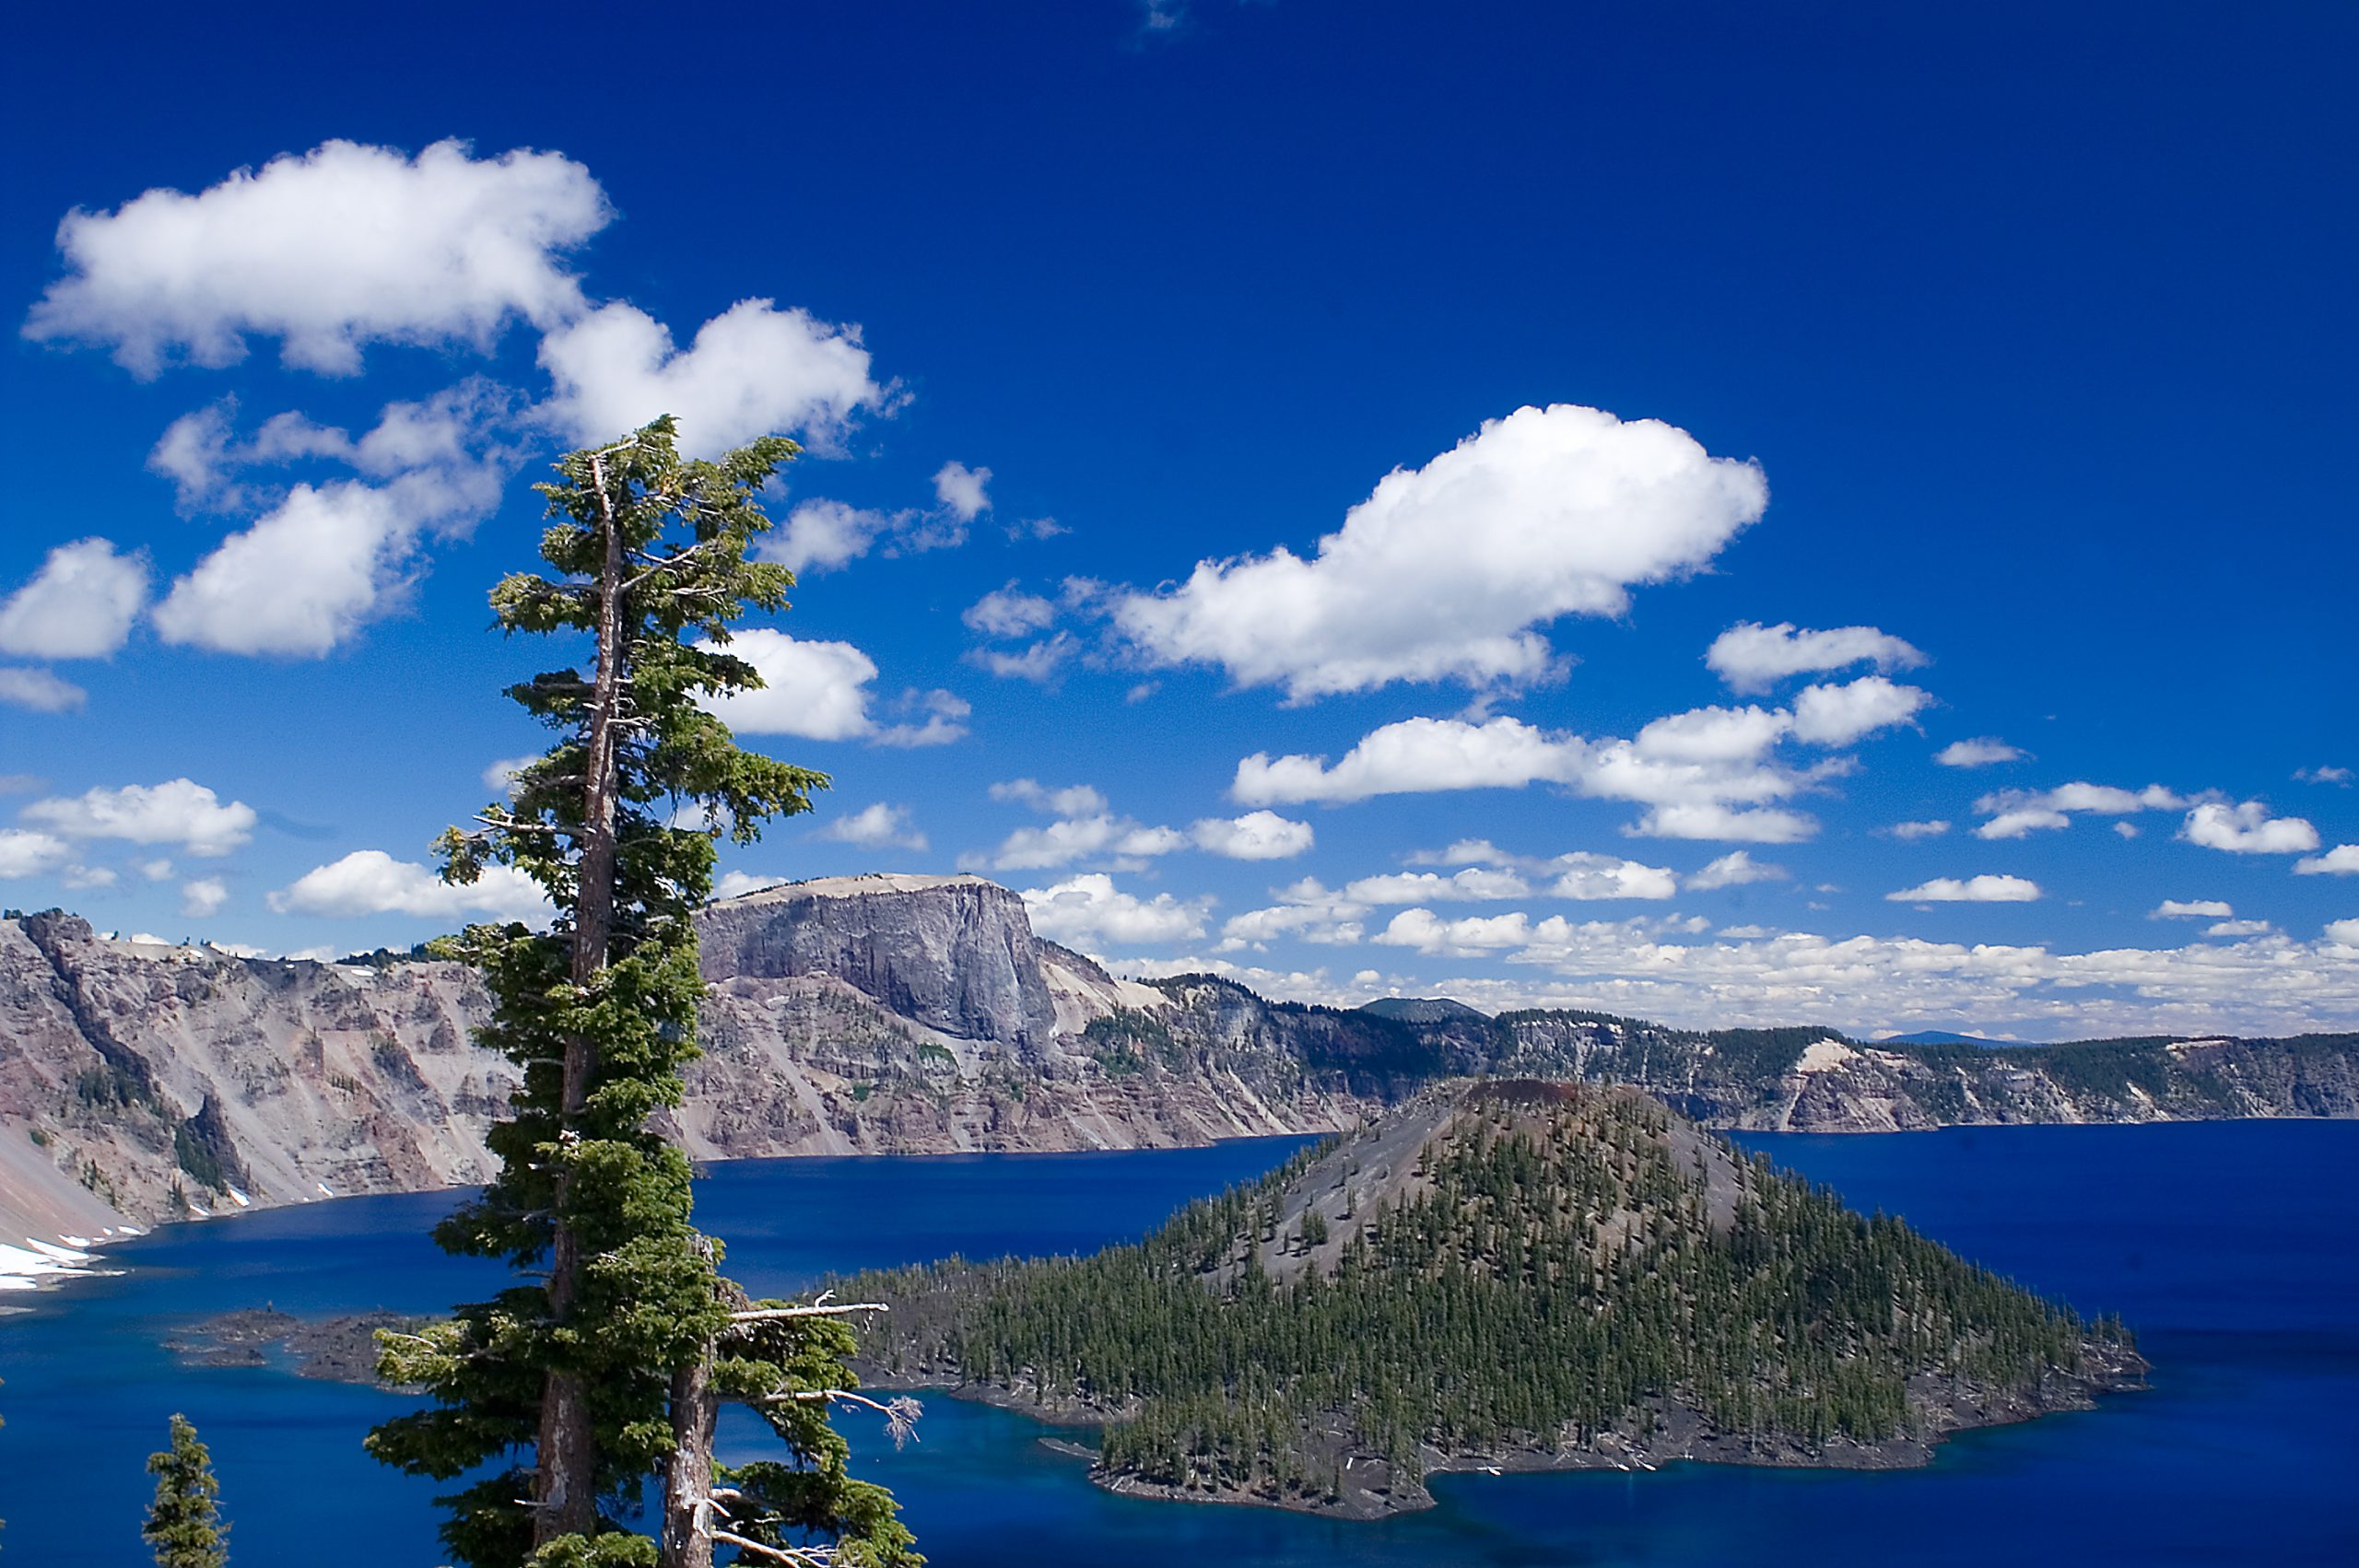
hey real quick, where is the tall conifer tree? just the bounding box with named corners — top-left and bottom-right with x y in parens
top-left (367, 418), bottom-right (919, 1568)
top-left (144, 1414), bottom-right (227, 1568)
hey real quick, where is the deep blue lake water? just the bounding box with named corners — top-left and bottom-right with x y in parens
top-left (4, 1120), bottom-right (2354, 1565)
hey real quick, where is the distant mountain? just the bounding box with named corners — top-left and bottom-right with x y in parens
top-left (6, 877), bottom-right (2356, 1249)
top-left (1878, 1030), bottom-right (2027, 1048)
top-left (1356, 996), bottom-right (1489, 1024)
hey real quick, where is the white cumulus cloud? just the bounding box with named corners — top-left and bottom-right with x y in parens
top-left (1686, 850), bottom-right (1787, 889)
top-left (1935, 738), bottom-right (2024, 767)
top-left (812, 802), bottom-right (928, 851)
top-left (1190, 811), bottom-right (1314, 860)
top-left (1706, 621), bottom-right (1925, 694)
top-left (1021, 873), bottom-right (1210, 950)
top-left (2180, 801), bottom-right (2319, 855)
top-left (933, 461), bottom-right (992, 521)
top-left (0, 668), bottom-right (87, 712)
top-left (963, 583), bottom-right (1059, 639)
top-left (538, 299), bottom-right (883, 457)
top-left (697, 629), bottom-right (965, 747)
top-left (26, 139), bottom-right (608, 377)
top-left (1787, 676), bottom-right (1931, 746)
top-left (2294, 845), bottom-right (2359, 876)
top-left (181, 877), bottom-right (229, 918)
top-left (20, 778), bottom-right (255, 856)
top-left (2152, 899), bottom-right (2234, 919)
top-left (1885, 820), bottom-right (1951, 840)
top-left (270, 849), bottom-right (550, 921)
top-left (1887, 874), bottom-right (2042, 903)
top-left (1115, 404), bottom-right (1767, 701)
top-left (0, 538), bottom-right (149, 659)
top-left (0, 829), bottom-right (71, 879)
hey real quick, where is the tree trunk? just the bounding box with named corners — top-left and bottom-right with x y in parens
top-left (535, 450), bottom-right (628, 1547)
top-left (657, 1335), bottom-right (720, 1568)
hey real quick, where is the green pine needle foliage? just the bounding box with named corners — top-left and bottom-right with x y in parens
top-left (144, 1414), bottom-right (228, 1568)
top-left (363, 418), bottom-right (919, 1567)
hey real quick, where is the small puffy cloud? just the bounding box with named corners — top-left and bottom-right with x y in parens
top-left (1020, 872), bottom-right (1210, 950)
top-left (2294, 844), bottom-right (2359, 876)
top-left (1787, 676), bottom-right (1931, 746)
top-left (0, 668), bottom-right (87, 712)
top-left (482, 755), bottom-right (537, 794)
top-left (537, 298), bottom-right (883, 457)
top-left (2114, 822), bottom-right (2140, 839)
top-left (1633, 803), bottom-right (1818, 843)
top-left (1975, 781), bottom-right (2187, 840)
top-left (1935, 737), bottom-right (2024, 767)
top-left (2151, 899), bottom-right (2233, 919)
top-left (1549, 853), bottom-right (1680, 900)
top-left (714, 871), bottom-right (791, 900)
top-left (1190, 811), bottom-right (1314, 860)
top-left (1884, 820), bottom-right (1951, 840)
top-left (1887, 874), bottom-right (2042, 903)
top-left (1374, 908), bottom-right (1562, 956)
top-left (700, 630), bottom-right (875, 738)
top-left (0, 539), bottom-right (149, 659)
top-left (270, 849), bottom-right (549, 920)
top-left (135, 858), bottom-right (174, 881)
top-left (20, 778), bottom-right (255, 856)
top-left (973, 780), bottom-right (1185, 871)
top-left (153, 477), bottom-right (440, 655)
top-left (1705, 621), bottom-right (1925, 694)
top-left (698, 630), bottom-right (964, 747)
top-left (1234, 715), bottom-right (1589, 803)
top-left (1978, 808), bottom-right (2071, 840)
top-left (761, 499), bottom-right (902, 575)
top-left (60, 863), bottom-right (117, 889)
top-left (0, 829), bottom-right (71, 879)
top-left (1686, 850), bottom-right (1787, 890)
top-left (2180, 801), bottom-right (2320, 855)
top-left (2294, 766), bottom-right (2352, 786)
top-left (2205, 919), bottom-right (2273, 938)
top-left (1344, 868), bottom-right (1532, 905)
top-left (980, 815), bottom-right (1180, 872)
top-left (992, 779), bottom-right (1110, 816)
top-left (152, 387), bottom-right (514, 658)
top-left (2326, 919), bottom-right (2359, 946)
top-left (812, 802), bottom-right (927, 851)
top-left (933, 462), bottom-right (992, 522)
top-left (963, 583), bottom-right (1059, 639)
top-left (1234, 708), bottom-right (1827, 843)
top-left (968, 634), bottom-right (1078, 684)
top-left (870, 688), bottom-right (971, 749)
top-left (1116, 404), bottom-right (1767, 701)
top-left (1635, 704), bottom-right (1790, 764)
top-left (24, 139), bottom-right (608, 377)
top-left (181, 877), bottom-right (229, 918)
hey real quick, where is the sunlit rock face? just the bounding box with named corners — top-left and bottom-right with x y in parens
top-left (697, 874), bottom-right (1062, 1060)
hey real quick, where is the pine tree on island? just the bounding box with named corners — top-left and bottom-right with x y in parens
top-left (144, 1413), bottom-right (228, 1568)
top-left (364, 417), bottom-right (921, 1568)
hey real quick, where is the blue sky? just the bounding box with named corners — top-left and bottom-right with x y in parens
top-left (2, 1), bottom-right (2353, 1039)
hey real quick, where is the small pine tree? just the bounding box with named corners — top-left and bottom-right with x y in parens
top-left (143, 1414), bottom-right (227, 1568)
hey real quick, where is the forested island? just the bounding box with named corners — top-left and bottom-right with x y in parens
top-left (844, 1081), bottom-right (2146, 1516)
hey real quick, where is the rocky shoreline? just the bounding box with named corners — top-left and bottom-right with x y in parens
top-left (165, 1306), bottom-right (425, 1385)
top-left (868, 1341), bottom-right (2149, 1518)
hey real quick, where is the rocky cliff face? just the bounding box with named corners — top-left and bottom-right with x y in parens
top-left (3, 879), bottom-right (2353, 1253)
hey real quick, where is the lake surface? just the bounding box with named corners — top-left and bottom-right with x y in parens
top-left (4, 1120), bottom-right (2354, 1565)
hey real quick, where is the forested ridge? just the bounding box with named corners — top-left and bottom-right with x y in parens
top-left (844, 1082), bottom-right (2143, 1515)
